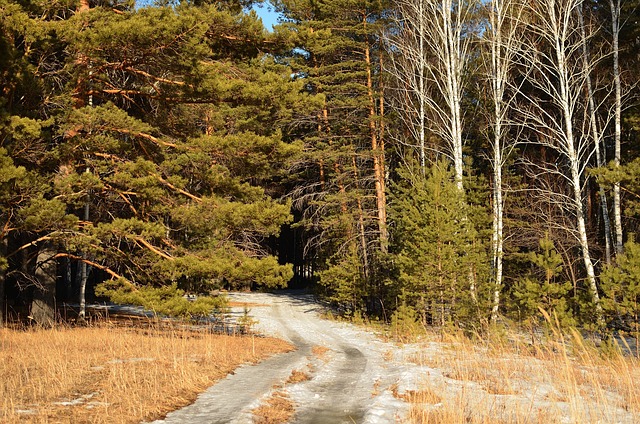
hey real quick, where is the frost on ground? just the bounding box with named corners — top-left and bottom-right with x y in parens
top-left (151, 291), bottom-right (640, 424)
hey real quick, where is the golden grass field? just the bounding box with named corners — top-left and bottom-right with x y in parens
top-left (404, 328), bottom-right (640, 423)
top-left (0, 323), bottom-right (292, 423)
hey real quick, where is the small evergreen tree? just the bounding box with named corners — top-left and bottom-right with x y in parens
top-left (391, 160), bottom-right (487, 327)
top-left (601, 240), bottom-right (640, 350)
top-left (511, 234), bottom-right (575, 329)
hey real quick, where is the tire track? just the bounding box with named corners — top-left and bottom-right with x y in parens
top-left (267, 296), bottom-right (368, 423)
top-left (148, 291), bottom-right (407, 424)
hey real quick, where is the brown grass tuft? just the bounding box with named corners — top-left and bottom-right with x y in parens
top-left (311, 345), bottom-right (330, 362)
top-left (0, 324), bottom-right (292, 424)
top-left (251, 391), bottom-right (295, 424)
top-left (286, 369), bottom-right (311, 385)
top-left (391, 383), bottom-right (442, 404)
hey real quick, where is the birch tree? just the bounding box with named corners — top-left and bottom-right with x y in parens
top-left (578, 4), bottom-right (613, 265)
top-left (516, 0), bottom-right (603, 318)
top-left (387, 0), bottom-right (477, 190)
top-left (483, 0), bottom-right (523, 321)
top-left (611, 0), bottom-right (624, 255)
top-left (385, 0), bottom-right (430, 169)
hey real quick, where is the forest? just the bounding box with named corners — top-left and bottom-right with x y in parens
top-left (1, 0), bottom-right (640, 335)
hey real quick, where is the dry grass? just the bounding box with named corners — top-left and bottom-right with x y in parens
top-left (391, 383), bottom-right (442, 404)
top-left (0, 323), bottom-right (292, 424)
top-left (251, 366), bottom-right (314, 423)
top-left (311, 345), bottom-right (330, 362)
top-left (404, 328), bottom-right (640, 423)
top-left (251, 391), bottom-right (294, 424)
top-left (286, 369), bottom-right (311, 385)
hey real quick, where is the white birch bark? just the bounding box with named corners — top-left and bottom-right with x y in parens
top-left (385, 0), bottom-right (429, 170)
top-left (578, 5), bottom-right (613, 265)
top-left (485, 0), bottom-right (522, 322)
top-left (517, 0), bottom-right (603, 317)
top-left (611, 0), bottom-right (624, 254)
top-left (386, 0), bottom-right (474, 189)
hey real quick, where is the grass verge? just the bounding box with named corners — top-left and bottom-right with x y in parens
top-left (1, 323), bottom-right (292, 423)
top-left (403, 329), bottom-right (640, 423)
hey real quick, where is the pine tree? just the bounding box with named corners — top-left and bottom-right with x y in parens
top-left (511, 234), bottom-right (575, 329)
top-left (275, 0), bottom-right (390, 313)
top-left (0, 0), bottom-right (310, 320)
top-left (391, 161), bottom-right (487, 327)
top-left (601, 240), bottom-right (640, 350)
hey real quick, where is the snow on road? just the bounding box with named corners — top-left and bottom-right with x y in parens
top-left (150, 291), bottom-right (419, 424)
top-left (148, 290), bottom-right (640, 424)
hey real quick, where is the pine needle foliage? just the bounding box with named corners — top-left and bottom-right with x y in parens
top-left (510, 234), bottom-right (576, 329)
top-left (390, 161), bottom-right (486, 327)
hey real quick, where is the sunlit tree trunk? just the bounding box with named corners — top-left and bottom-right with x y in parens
top-left (578, 5), bottom-right (613, 265)
top-left (517, 0), bottom-right (603, 319)
top-left (611, 0), bottom-right (623, 255)
top-left (486, 0), bottom-right (522, 322)
top-left (364, 18), bottom-right (388, 253)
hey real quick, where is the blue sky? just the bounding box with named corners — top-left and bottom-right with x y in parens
top-left (251, 1), bottom-right (281, 31)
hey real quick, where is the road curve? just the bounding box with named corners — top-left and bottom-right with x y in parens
top-left (149, 291), bottom-right (410, 424)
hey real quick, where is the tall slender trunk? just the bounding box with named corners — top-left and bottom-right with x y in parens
top-left (442, 0), bottom-right (465, 193)
top-left (489, 0), bottom-right (508, 322)
top-left (490, 121), bottom-right (504, 321)
top-left (379, 53), bottom-right (387, 183)
top-left (78, 171), bottom-right (91, 322)
top-left (579, 5), bottom-right (613, 265)
top-left (611, 0), bottom-right (623, 254)
top-left (561, 73), bottom-right (603, 317)
top-left (352, 154), bottom-right (370, 280)
top-left (363, 17), bottom-right (388, 253)
top-left (418, 1), bottom-right (427, 170)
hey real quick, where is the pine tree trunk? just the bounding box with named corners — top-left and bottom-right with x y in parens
top-left (363, 22), bottom-right (388, 253)
top-left (31, 243), bottom-right (57, 327)
top-left (351, 154), bottom-right (370, 280)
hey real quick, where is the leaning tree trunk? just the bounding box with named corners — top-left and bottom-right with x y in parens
top-left (31, 243), bottom-right (57, 327)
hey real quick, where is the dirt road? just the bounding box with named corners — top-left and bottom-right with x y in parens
top-left (151, 291), bottom-right (416, 424)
